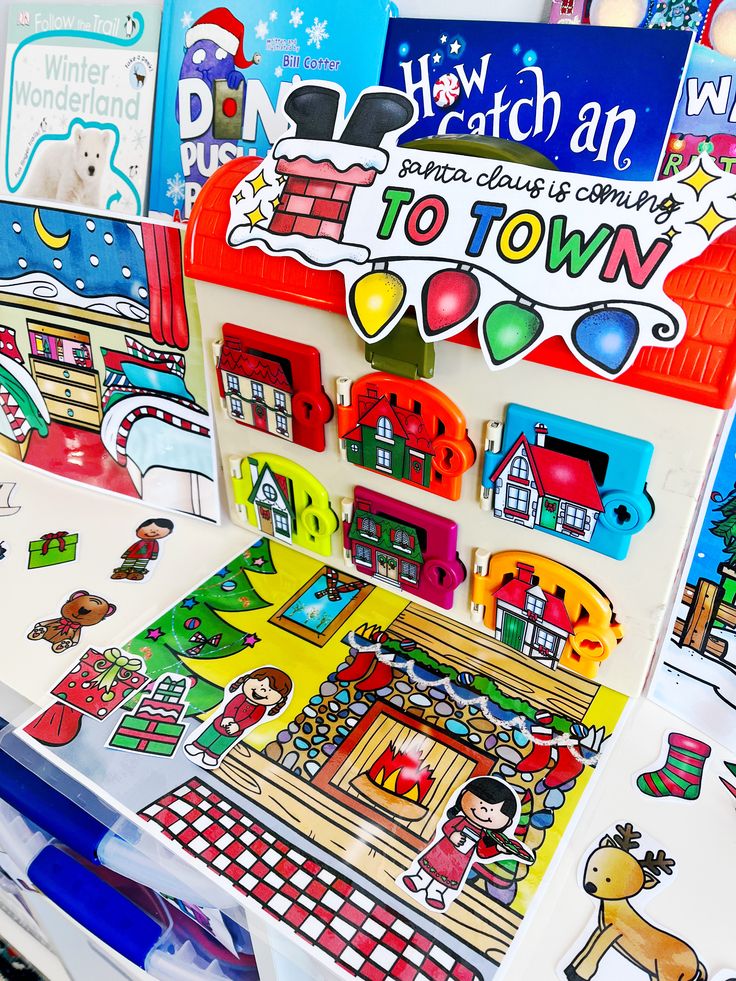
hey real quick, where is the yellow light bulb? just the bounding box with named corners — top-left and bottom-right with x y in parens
top-left (348, 269), bottom-right (406, 338)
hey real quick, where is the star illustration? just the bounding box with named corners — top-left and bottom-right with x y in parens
top-left (253, 556), bottom-right (265, 566)
top-left (242, 633), bottom-right (260, 648)
top-left (277, 174), bottom-right (287, 185)
top-left (440, 33), bottom-right (448, 42)
top-left (215, 567), bottom-right (229, 578)
top-left (233, 190), bottom-right (246, 204)
top-left (246, 204), bottom-right (268, 226)
top-left (659, 194), bottom-right (682, 215)
top-left (449, 39), bottom-right (462, 54)
top-left (270, 195), bottom-right (281, 209)
top-left (181, 597), bottom-right (198, 609)
top-left (688, 204), bottom-right (731, 239)
top-left (248, 171), bottom-right (267, 194)
top-left (146, 627), bottom-right (165, 641)
top-left (679, 160), bottom-right (719, 199)
top-left (664, 226), bottom-right (681, 241)
top-left (432, 52), bottom-right (441, 64)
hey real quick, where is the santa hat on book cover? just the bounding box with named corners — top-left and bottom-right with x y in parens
top-left (185, 7), bottom-right (255, 68)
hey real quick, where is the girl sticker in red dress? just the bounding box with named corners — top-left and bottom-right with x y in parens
top-left (184, 666), bottom-right (292, 769)
top-left (400, 775), bottom-right (535, 911)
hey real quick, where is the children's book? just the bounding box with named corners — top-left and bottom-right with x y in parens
top-left (0, 3), bottom-right (161, 216)
top-left (659, 42), bottom-right (736, 177)
top-left (649, 409), bottom-right (736, 752)
top-left (148, 0), bottom-right (396, 221)
top-left (379, 18), bottom-right (693, 180)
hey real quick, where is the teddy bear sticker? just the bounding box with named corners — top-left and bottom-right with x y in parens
top-left (27, 590), bottom-right (116, 653)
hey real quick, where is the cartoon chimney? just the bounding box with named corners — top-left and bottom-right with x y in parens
top-left (269, 86), bottom-right (413, 243)
top-left (535, 423), bottom-right (547, 446)
top-left (516, 562), bottom-right (535, 584)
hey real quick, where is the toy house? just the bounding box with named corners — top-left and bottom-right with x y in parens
top-left (217, 338), bottom-right (294, 439)
top-left (247, 459), bottom-right (294, 543)
top-left (492, 561), bottom-right (573, 669)
top-left (346, 504), bottom-right (424, 587)
top-left (490, 424), bottom-right (603, 544)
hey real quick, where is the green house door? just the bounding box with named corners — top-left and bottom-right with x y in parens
top-left (501, 613), bottom-right (525, 651)
top-left (540, 497), bottom-right (559, 530)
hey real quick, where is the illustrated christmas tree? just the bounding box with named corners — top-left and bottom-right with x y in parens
top-left (126, 538), bottom-right (277, 716)
top-left (648, 0), bottom-right (702, 31)
top-left (711, 488), bottom-right (736, 569)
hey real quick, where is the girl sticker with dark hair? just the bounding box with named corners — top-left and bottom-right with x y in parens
top-left (400, 775), bottom-right (535, 912)
top-left (184, 666), bottom-right (292, 769)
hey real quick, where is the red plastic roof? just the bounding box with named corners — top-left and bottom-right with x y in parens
top-left (492, 434), bottom-right (603, 512)
top-left (186, 156), bottom-right (736, 409)
top-left (343, 394), bottom-right (434, 453)
top-left (219, 341), bottom-right (292, 392)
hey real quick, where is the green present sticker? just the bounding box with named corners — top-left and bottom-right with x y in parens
top-left (28, 531), bottom-right (78, 569)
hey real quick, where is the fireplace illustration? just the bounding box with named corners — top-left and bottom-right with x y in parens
top-left (351, 741), bottom-right (435, 822)
top-left (314, 700), bottom-right (494, 847)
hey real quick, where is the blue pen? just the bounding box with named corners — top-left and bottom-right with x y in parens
top-left (0, 745), bottom-right (229, 910)
top-left (0, 799), bottom-right (254, 980)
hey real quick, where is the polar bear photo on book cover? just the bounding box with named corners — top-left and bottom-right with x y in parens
top-left (22, 122), bottom-right (113, 209)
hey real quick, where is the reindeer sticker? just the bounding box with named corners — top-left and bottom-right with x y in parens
top-left (564, 823), bottom-right (706, 981)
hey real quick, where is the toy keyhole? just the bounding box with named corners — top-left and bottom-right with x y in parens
top-left (435, 566), bottom-right (446, 585)
top-left (613, 504), bottom-right (631, 525)
top-left (579, 639), bottom-right (603, 653)
top-left (441, 446), bottom-right (454, 469)
top-left (303, 400), bottom-right (313, 419)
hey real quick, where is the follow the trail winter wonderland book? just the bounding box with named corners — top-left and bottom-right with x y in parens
top-left (0, 3), bottom-right (161, 216)
top-left (379, 19), bottom-right (693, 180)
top-left (148, 0), bottom-right (395, 220)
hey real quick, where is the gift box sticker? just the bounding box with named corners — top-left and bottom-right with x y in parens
top-left (51, 647), bottom-right (148, 719)
top-left (28, 531), bottom-right (78, 570)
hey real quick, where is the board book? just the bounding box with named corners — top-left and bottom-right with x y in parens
top-left (379, 18), bottom-right (693, 180)
top-left (0, 3), bottom-right (161, 216)
top-left (148, 0), bottom-right (396, 221)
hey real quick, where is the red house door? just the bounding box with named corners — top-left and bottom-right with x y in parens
top-left (252, 402), bottom-right (269, 431)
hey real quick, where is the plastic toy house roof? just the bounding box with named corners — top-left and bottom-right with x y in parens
top-left (186, 157), bottom-right (736, 410)
top-left (491, 434), bottom-right (604, 512)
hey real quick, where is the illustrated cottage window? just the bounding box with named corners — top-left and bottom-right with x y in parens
top-left (563, 504), bottom-right (587, 531)
top-left (275, 414), bottom-right (288, 435)
top-left (535, 627), bottom-right (557, 653)
top-left (393, 528), bottom-right (412, 551)
top-left (510, 455), bottom-right (528, 480)
top-left (376, 448), bottom-right (392, 470)
top-left (263, 484), bottom-right (277, 502)
top-left (274, 391), bottom-right (286, 410)
top-left (400, 560), bottom-right (418, 584)
top-left (526, 593), bottom-right (545, 617)
top-left (251, 381), bottom-right (265, 401)
top-left (226, 373), bottom-right (240, 394)
top-left (507, 485), bottom-right (530, 514)
top-left (377, 416), bottom-right (393, 441)
top-left (273, 511), bottom-right (290, 536)
top-left (355, 543), bottom-right (372, 565)
top-left (230, 397), bottom-right (243, 419)
top-left (361, 517), bottom-right (378, 539)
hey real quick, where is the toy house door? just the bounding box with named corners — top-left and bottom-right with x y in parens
top-left (540, 498), bottom-right (559, 530)
top-left (252, 402), bottom-right (269, 431)
top-left (502, 613), bottom-right (525, 651)
top-left (258, 505), bottom-right (274, 535)
top-left (376, 552), bottom-right (399, 582)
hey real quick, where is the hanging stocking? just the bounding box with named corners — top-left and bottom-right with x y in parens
top-left (355, 658), bottom-right (393, 692)
top-left (516, 726), bottom-right (554, 776)
top-left (336, 648), bottom-right (377, 682)
top-left (636, 732), bottom-right (711, 800)
top-left (544, 745), bottom-right (586, 789)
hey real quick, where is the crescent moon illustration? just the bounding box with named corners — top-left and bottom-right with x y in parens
top-left (33, 208), bottom-right (70, 250)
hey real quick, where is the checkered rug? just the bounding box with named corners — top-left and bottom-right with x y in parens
top-left (141, 778), bottom-right (478, 981)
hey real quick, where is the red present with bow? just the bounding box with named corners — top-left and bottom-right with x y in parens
top-left (51, 648), bottom-right (147, 719)
top-left (28, 531), bottom-right (78, 569)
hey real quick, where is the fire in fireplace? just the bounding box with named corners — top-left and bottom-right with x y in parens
top-left (351, 741), bottom-right (435, 822)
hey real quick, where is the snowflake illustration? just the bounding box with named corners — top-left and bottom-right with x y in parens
top-left (180, 10), bottom-right (193, 28)
top-left (274, 65), bottom-right (283, 77)
top-left (269, 9), bottom-right (278, 20)
top-left (306, 16), bottom-right (329, 48)
top-left (254, 18), bottom-right (269, 39)
top-left (132, 128), bottom-right (147, 151)
top-left (166, 173), bottom-right (186, 205)
top-left (289, 7), bottom-right (304, 27)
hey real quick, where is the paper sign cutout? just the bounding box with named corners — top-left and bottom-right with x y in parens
top-left (227, 81), bottom-right (736, 377)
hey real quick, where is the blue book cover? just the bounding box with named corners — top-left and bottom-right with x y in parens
top-left (149, 0), bottom-right (395, 220)
top-left (379, 19), bottom-right (693, 180)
